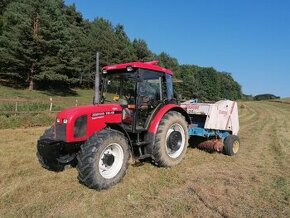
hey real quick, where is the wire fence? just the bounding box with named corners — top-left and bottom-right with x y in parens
top-left (0, 97), bottom-right (80, 115)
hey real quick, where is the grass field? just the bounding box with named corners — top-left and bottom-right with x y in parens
top-left (0, 86), bottom-right (290, 217)
top-left (280, 98), bottom-right (290, 103)
top-left (0, 96), bottom-right (290, 217)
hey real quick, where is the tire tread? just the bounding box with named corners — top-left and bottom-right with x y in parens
top-left (77, 129), bottom-right (130, 190)
top-left (153, 111), bottom-right (188, 167)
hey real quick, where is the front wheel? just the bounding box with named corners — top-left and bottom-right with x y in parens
top-left (37, 127), bottom-right (76, 172)
top-left (77, 129), bottom-right (130, 190)
top-left (153, 111), bottom-right (188, 167)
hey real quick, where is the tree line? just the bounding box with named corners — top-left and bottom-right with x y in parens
top-left (0, 0), bottom-right (242, 100)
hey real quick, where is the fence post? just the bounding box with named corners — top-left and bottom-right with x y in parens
top-left (49, 97), bottom-right (53, 112)
top-left (15, 96), bottom-right (18, 112)
top-left (75, 99), bottom-right (78, 107)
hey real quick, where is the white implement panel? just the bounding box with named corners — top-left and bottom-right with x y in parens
top-left (181, 100), bottom-right (239, 135)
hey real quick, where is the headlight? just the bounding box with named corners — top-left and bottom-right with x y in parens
top-left (56, 118), bottom-right (60, 123)
top-left (126, 66), bottom-right (133, 72)
top-left (63, 119), bottom-right (68, 124)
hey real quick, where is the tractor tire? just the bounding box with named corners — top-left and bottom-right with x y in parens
top-left (37, 151), bottom-right (65, 172)
top-left (153, 111), bottom-right (188, 167)
top-left (223, 135), bottom-right (240, 156)
top-left (77, 129), bottom-right (130, 190)
top-left (39, 126), bottom-right (54, 140)
top-left (37, 127), bottom-right (76, 172)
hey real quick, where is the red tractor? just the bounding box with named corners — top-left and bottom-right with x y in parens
top-left (37, 61), bottom-right (240, 190)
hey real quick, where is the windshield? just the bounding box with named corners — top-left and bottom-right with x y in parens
top-left (101, 71), bottom-right (136, 104)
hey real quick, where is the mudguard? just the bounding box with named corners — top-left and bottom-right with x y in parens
top-left (147, 104), bottom-right (190, 134)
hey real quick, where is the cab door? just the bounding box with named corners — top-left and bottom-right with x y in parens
top-left (135, 70), bottom-right (167, 130)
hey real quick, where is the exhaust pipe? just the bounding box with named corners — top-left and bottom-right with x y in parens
top-left (94, 52), bottom-right (100, 104)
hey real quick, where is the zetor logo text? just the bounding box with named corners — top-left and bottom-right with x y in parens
top-left (91, 111), bottom-right (115, 118)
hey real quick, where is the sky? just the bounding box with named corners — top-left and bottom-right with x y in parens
top-left (64, 0), bottom-right (290, 97)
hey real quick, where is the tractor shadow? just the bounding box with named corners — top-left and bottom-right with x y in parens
top-left (39, 86), bottom-right (78, 97)
top-left (37, 83), bottom-right (78, 97)
top-left (131, 136), bottom-right (218, 168)
top-left (0, 80), bottom-right (78, 97)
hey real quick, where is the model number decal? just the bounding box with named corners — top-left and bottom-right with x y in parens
top-left (91, 111), bottom-right (116, 117)
top-left (91, 111), bottom-right (122, 118)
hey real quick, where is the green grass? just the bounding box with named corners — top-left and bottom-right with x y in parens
top-left (0, 102), bottom-right (61, 112)
top-left (0, 85), bottom-right (94, 108)
top-left (0, 113), bottom-right (55, 129)
top-left (0, 85), bottom-right (94, 129)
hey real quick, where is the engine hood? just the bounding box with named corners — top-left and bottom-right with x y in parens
top-left (54, 104), bottom-right (123, 143)
top-left (57, 104), bottom-right (122, 121)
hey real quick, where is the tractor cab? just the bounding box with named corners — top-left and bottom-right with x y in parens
top-left (101, 61), bottom-right (175, 133)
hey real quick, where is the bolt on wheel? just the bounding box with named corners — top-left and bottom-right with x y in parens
top-left (152, 111), bottom-right (188, 167)
top-left (98, 143), bottom-right (124, 179)
top-left (165, 123), bottom-right (186, 158)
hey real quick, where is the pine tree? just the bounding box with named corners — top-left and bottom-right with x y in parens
top-left (0, 0), bottom-right (42, 89)
top-left (113, 24), bottom-right (136, 63)
top-left (132, 39), bottom-right (153, 61)
top-left (0, 0), bottom-right (243, 98)
top-left (0, 0), bottom-right (88, 89)
top-left (156, 52), bottom-right (179, 73)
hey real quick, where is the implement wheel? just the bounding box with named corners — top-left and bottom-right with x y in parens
top-left (223, 135), bottom-right (240, 156)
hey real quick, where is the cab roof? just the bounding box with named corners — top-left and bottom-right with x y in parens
top-left (102, 61), bottom-right (173, 75)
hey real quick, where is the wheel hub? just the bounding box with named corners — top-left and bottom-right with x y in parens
top-left (98, 143), bottom-right (124, 179)
top-left (167, 131), bottom-right (182, 151)
top-left (233, 141), bottom-right (240, 154)
top-left (102, 153), bottom-right (115, 167)
top-left (165, 123), bottom-right (186, 159)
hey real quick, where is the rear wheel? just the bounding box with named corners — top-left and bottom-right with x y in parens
top-left (77, 129), bottom-right (130, 190)
top-left (153, 111), bottom-right (188, 167)
top-left (223, 135), bottom-right (240, 156)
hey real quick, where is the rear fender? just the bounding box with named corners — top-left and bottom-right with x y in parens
top-left (144, 104), bottom-right (190, 156)
top-left (147, 104), bottom-right (190, 134)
